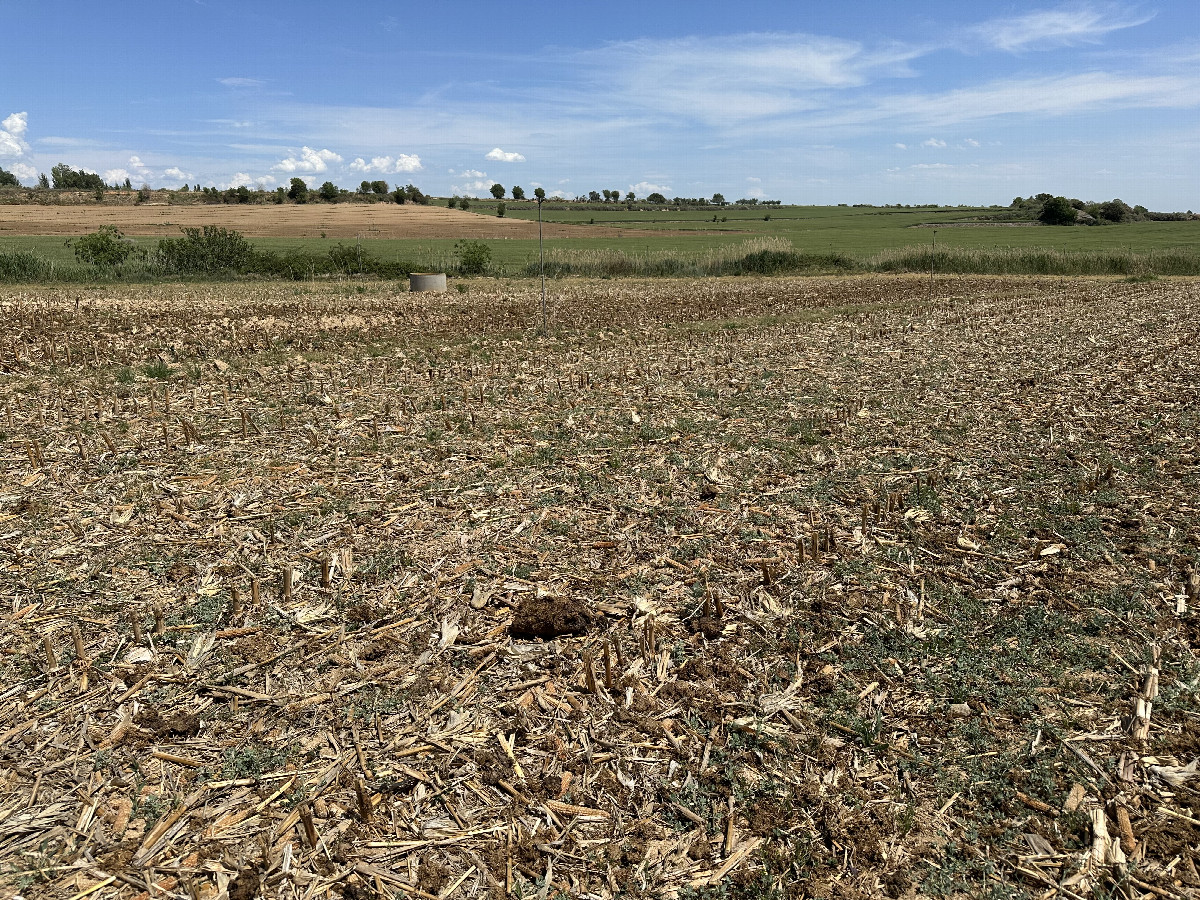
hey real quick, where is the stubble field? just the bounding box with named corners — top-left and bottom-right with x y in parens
top-left (1, 275), bottom-right (1198, 900)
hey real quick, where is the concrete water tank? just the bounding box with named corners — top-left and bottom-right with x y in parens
top-left (409, 273), bottom-right (447, 292)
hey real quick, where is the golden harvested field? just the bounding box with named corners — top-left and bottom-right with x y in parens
top-left (0, 203), bottom-right (632, 239)
top-left (1, 275), bottom-right (1199, 899)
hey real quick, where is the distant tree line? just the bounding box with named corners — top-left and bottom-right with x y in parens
top-left (0, 164), bottom-right (433, 207)
top-left (460, 184), bottom-right (782, 209)
top-left (1015, 193), bottom-right (1196, 225)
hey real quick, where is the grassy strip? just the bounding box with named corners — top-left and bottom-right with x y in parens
top-left (4, 237), bottom-right (1199, 283)
top-left (523, 240), bottom-right (1200, 278)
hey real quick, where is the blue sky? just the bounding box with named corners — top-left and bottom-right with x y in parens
top-left (2, 1), bottom-right (1197, 208)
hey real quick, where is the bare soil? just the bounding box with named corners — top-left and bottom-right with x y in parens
top-left (0, 202), bottom-right (651, 239)
top-left (1, 275), bottom-right (1197, 899)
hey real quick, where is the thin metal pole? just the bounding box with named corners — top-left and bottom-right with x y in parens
top-left (538, 197), bottom-right (546, 333)
top-left (929, 228), bottom-right (936, 295)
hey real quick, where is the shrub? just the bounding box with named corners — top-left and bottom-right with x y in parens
top-left (496, 202), bottom-right (506, 218)
top-left (1038, 196), bottom-right (1077, 226)
top-left (0, 250), bottom-right (54, 281)
top-left (455, 240), bottom-right (492, 275)
top-left (74, 226), bottom-right (138, 269)
top-left (156, 226), bottom-right (255, 274)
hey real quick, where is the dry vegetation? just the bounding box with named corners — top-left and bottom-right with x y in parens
top-left (0, 204), bottom-right (643, 240)
top-left (1, 275), bottom-right (1198, 900)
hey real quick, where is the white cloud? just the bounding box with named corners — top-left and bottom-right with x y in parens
top-left (219, 77), bottom-right (265, 87)
top-left (128, 155), bottom-right (148, 169)
top-left (349, 154), bottom-right (422, 174)
top-left (961, 138), bottom-right (980, 148)
top-left (11, 162), bottom-right (36, 182)
top-left (0, 111), bottom-right (29, 158)
top-left (746, 176), bottom-right (761, 182)
top-left (973, 4), bottom-right (1153, 52)
top-left (3, 112), bottom-right (28, 138)
top-left (485, 147), bottom-right (525, 162)
top-left (103, 168), bottom-right (133, 184)
top-left (452, 179), bottom-right (494, 197)
top-left (273, 147), bottom-right (342, 173)
top-left (631, 181), bottom-right (672, 196)
top-left (221, 173), bottom-right (275, 189)
top-left (584, 33), bottom-right (923, 125)
top-left (921, 138), bottom-right (947, 148)
top-left (894, 143), bottom-right (908, 150)
top-left (164, 166), bottom-right (191, 180)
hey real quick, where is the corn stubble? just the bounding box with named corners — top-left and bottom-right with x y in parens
top-left (1, 274), bottom-right (1198, 898)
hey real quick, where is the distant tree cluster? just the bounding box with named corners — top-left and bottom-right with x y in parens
top-left (51, 163), bottom-right (105, 191)
top-left (9, 164), bottom-right (435, 207)
top-left (1015, 193), bottom-right (1197, 225)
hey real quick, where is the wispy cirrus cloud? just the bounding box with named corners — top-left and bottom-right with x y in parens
top-left (219, 77), bottom-right (265, 88)
top-left (578, 32), bottom-right (924, 125)
top-left (971, 3), bottom-right (1153, 52)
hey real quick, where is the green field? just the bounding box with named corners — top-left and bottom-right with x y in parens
top-left (2, 203), bottom-right (1198, 277)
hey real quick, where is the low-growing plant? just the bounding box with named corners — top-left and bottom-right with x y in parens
top-left (73, 225), bottom-right (140, 269)
top-left (455, 240), bottom-right (492, 275)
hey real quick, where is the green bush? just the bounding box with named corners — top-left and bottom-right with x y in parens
top-left (455, 240), bottom-right (492, 275)
top-left (0, 250), bottom-right (54, 281)
top-left (74, 226), bottom-right (139, 269)
top-left (1038, 196), bottom-right (1077, 226)
top-left (156, 226), bottom-right (255, 274)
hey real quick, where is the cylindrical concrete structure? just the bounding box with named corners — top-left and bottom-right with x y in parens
top-left (409, 273), bottom-right (447, 293)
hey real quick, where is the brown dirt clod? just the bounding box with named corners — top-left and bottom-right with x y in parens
top-left (508, 595), bottom-right (593, 639)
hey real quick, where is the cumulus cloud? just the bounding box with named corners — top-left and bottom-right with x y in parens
top-left (485, 147), bottom-right (525, 163)
top-left (455, 169), bottom-right (487, 179)
top-left (894, 142), bottom-right (908, 150)
top-left (221, 173), bottom-right (275, 189)
top-left (921, 138), bottom-right (947, 148)
top-left (348, 154), bottom-right (422, 174)
top-left (104, 169), bottom-right (134, 184)
top-left (273, 147), bottom-right (342, 173)
top-left (3, 112), bottom-right (27, 138)
top-left (164, 166), bottom-right (191, 181)
top-left (128, 155), bottom-right (147, 169)
top-left (10, 162), bottom-right (36, 182)
top-left (631, 181), bottom-right (672, 196)
top-left (452, 179), bottom-right (495, 197)
top-left (0, 111), bottom-right (30, 158)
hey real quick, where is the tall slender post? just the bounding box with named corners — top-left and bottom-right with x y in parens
top-left (929, 228), bottom-right (937, 296)
top-left (538, 196), bottom-right (547, 333)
